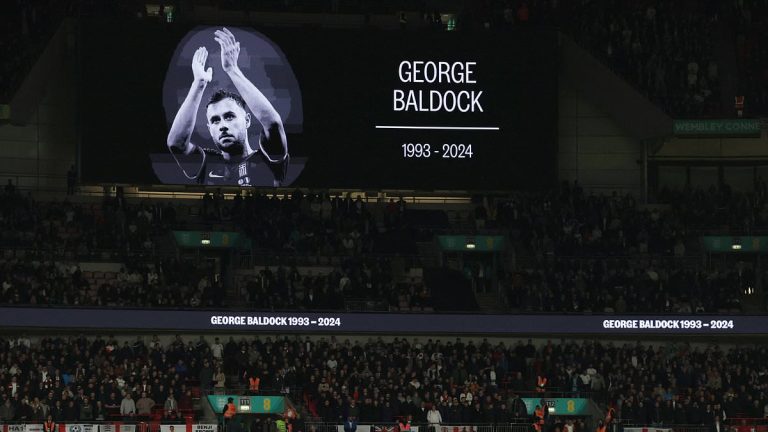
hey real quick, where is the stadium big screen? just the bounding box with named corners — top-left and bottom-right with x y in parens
top-left (79, 21), bottom-right (558, 190)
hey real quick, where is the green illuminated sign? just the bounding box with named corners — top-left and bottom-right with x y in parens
top-left (437, 235), bottom-right (505, 252)
top-left (207, 395), bottom-right (286, 414)
top-left (673, 119), bottom-right (761, 137)
top-left (701, 236), bottom-right (768, 253)
top-left (521, 398), bottom-right (589, 415)
top-left (172, 231), bottom-right (250, 249)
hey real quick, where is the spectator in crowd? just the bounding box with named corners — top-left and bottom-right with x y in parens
top-left (0, 398), bottom-right (15, 421)
top-left (79, 396), bottom-right (94, 421)
top-left (136, 391), bottom-right (155, 417)
top-left (427, 405), bottom-right (442, 430)
top-left (120, 392), bottom-right (136, 418)
top-left (164, 393), bottom-right (178, 418)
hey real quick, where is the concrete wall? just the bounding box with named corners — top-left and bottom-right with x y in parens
top-left (656, 131), bottom-right (768, 159)
top-left (0, 21), bottom-right (77, 192)
top-left (558, 78), bottom-right (644, 197)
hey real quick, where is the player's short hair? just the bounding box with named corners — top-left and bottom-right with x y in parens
top-left (207, 89), bottom-right (247, 111)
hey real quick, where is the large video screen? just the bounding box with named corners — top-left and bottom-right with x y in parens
top-left (80, 21), bottom-right (558, 190)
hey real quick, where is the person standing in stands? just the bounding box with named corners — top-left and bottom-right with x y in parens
top-left (66, 165), bottom-right (77, 195)
top-left (536, 375), bottom-right (548, 394)
top-left (343, 416), bottom-right (357, 432)
top-left (0, 398), bottom-right (14, 421)
top-left (596, 420), bottom-right (606, 432)
top-left (398, 415), bottom-right (412, 432)
top-left (248, 371), bottom-right (261, 394)
top-left (121, 392), bottom-right (137, 419)
top-left (43, 414), bottom-right (57, 432)
top-left (199, 359), bottom-right (214, 394)
top-left (215, 367), bottom-right (227, 394)
top-left (223, 397), bottom-right (237, 431)
top-left (164, 393), bottom-right (178, 418)
top-left (136, 391), bottom-right (155, 417)
top-left (533, 404), bottom-right (545, 432)
top-left (596, 406), bottom-right (614, 432)
top-left (275, 416), bottom-right (287, 432)
top-left (427, 405), bottom-right (443, 432)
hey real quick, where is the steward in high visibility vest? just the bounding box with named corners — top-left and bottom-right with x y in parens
top-left (249, 377), bottom-right (260, 393)
top-left (533, 405), bottom-right (545, 432)
top-left (224, 398), bottom-right (237, 418)
top-left (399, 417), bottom-right (412, 432)
top-left (43, 415), bottom-right (57, 432)
top-left (596, 420), bottom-right (606, 432)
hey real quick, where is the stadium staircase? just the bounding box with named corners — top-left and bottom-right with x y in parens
top-left (199, 394), bottom-right (217, 422)
top-left (415, 241), bottom-right (441, 267)
top-left (3, 19), bottom-right (73, 124)
top-left (423, 267), bottom-right (479, 311)
top-left (561, 35), bottom-right (672, 140)
top-left (585, 399), bottom-right (608, 430)
top-left (742, 293), bottom-right (765, 313)
top-left (156, 231), bottom-right (180, 257)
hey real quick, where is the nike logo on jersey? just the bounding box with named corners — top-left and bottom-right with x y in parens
top-left (208, 171), bottom-right (225, 178)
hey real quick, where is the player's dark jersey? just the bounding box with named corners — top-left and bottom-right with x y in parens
top-left (169, 132), bottom-right (289, 186)
top-left (173, 142), bottom-right (287, 187)
top-left (206, 150), bottom-right (258, 186)
top-left (201, 149), bottom-right (289, 187)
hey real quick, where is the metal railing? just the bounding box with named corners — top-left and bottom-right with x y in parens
top-left (235, 251), bottom-right (424, 269)
top-left (616, 417), bottom-right (768, 430)
top-left (0, 245), bottom-right (162, 262)
top-left (305, 422), bottom-right (532, 432)
top-left (617, 424), bottom-right (709, 432)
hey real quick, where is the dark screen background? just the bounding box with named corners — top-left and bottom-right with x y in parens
top-left (79, 20), bottom-right (558, 190)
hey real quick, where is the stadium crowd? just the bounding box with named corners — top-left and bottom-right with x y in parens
top-left (0, 185), bottom-right (167, 257)
top-left (0, 335), bottom-right (767, 428)
top-left (224, 190), bottom-right (419, 256)
top-left (0, 258), bottom-right (224, 308)
top-left (502, 258), bottom-right (746, 314)
top-left (0, 0), bottom-right (75, 102)
top-left (565, 0), bottom-right (721, 117)
top-left (732, 0), bottom-right (768, 115)
top-left (1, 180), bottom-right (761, 313)
top-left (238, 260), bottom-right (431, 312)
top-left (11, 0), bottom-right (768, 119)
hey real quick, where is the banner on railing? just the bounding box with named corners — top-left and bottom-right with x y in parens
top-left (623, 428), bottom-right (672, 432)
top-left (65, 424), bottom-right (98, 432)
top-left (335, 426), bottom-right (420, 432)
top-left (1, 426), bottom-right (31, 432)
top-left (1, 425), bottom-right (43, 432)
top-left (438, 425), bottom-right (493, 432)
top-left (337, 426), bottom-right (368, 432)
top-left (100, 423), bottom-right (136, 432)
top-left (2, 425), bottom-right (215, 432)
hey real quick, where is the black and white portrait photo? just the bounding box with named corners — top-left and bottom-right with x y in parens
top-left (153, 26), bottom-right (305, 187)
